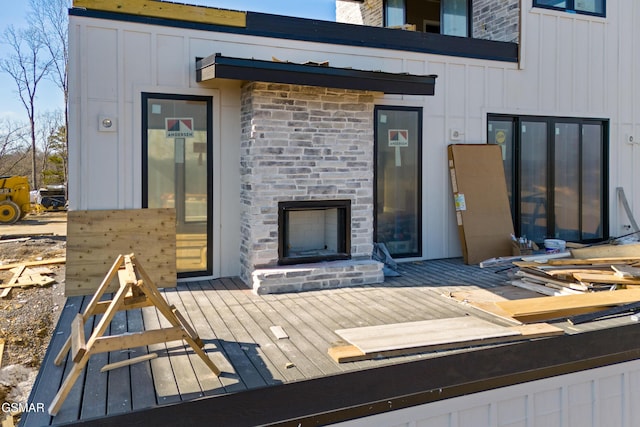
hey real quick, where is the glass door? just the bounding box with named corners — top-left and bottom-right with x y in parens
top-left (374, 106), bottom-right (422, 257)
top-left (142, 94), bottom-right (212, 277)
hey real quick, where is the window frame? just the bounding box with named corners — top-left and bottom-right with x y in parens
top-left (383, 0), bottom-right (473, 37)
top-left (487, 114), bottom-right (609, 244)
top-left (532, 0), bottom-right (606, 18)
top-left (141, 92), bottom-right (214, 279)
top-left (373, 105), bottom-right (423, 258)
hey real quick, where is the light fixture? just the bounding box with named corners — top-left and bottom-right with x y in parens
top-left (98, 115), bottom-right (117, 132)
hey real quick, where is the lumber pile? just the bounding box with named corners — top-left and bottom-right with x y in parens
top-left (508, 257), bottom-right (640, 296)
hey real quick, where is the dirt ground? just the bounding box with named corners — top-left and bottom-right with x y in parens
top-left (0, 211), bottom-right (67, 422)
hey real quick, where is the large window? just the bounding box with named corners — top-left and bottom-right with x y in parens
top-left (385, 0), bottom-right (470, 37)
top-left (488, 115), bottom-right (608, 244)
top-left (142, 94), bottom-right (213, 277)
top-left (374, 106), bottom-right (422, 257)
top-left (533, 0), bottom-right (605, 17)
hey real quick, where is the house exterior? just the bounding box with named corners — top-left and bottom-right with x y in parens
top-left (64, 0), bottom-right (640, 425)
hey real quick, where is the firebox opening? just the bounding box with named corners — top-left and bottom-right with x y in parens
top-left (278, 200), bottom-right (351, 265)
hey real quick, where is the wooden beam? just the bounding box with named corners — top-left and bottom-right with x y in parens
top-left (100, 353), bottom-right (158, 373)
top-left (0, 258), bottom-right (65, 271)
top-left (71, 314), bottom-right (87, 363)
top-left (90, 327), bottom-right (187, 354)
top-left (73, 0), bottom-right (247, 28)
top-left (496, 289), bottom-right (640, 318)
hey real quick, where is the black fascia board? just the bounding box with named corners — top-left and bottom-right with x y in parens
top-left (196, 54), bottom-right (437, 95)
top-left (63, 323), bottom-right (640, 427)
top-left (69, 8), bottom-right (518, 63)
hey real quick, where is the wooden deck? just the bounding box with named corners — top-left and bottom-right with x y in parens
top-left (21, 258), bottom-right (615, 426)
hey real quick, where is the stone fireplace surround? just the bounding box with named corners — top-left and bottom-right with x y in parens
top-left (240, 82), bottom-right (384, 294)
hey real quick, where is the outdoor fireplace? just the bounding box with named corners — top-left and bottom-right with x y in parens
top-left (278, 200), bottom-right (351, 265)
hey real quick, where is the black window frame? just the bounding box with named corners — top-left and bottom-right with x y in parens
top-left (373, 105), bottom-right (423, 259)
top-left (383, 0), bottom-right (473, 38)
top-left (533, 0), bottom-right (606, 17)
top-left (141, 92), bottom-right (214, 279)
top-left (488, 114), bottom-right (609, 244)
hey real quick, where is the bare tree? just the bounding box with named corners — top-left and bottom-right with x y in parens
top-left (36, 110), bottom-right (66, 184)
top-left (0, 118), bottom-right (29, 175)
top-left (0, 24), bottom-right (55, 190)
top-left (29, 0), bottom-right (70, 185)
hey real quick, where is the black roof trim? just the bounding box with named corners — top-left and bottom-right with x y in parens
top-left (69, 8), bottom-right (518, 63)
top-left (196, 54), bottom-right (437, 95)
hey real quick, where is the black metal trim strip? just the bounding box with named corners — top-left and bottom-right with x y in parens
top-left (196, 54), bottom-right (437, 95)
top-left (69, 8), bottom-right (518, 63)
top-left (60, 323), bottom-right (640, 427)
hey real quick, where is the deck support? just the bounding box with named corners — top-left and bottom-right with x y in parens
top-left (49, 254), bottom-right (221, 416)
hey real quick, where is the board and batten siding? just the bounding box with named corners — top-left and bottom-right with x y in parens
top-left (70, 0), bottom-right (640, 276)
top-left (330, 360), bottom-right (640, 427)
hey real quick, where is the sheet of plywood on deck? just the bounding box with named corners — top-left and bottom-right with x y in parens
top-left (448, 285), bottom-right (541, 324)
top-left (329, 322), bottom-right (564, 363)
top-left (334, 316), bottom-right (520, 354)
top-left (65, 209), bottom-right (176, 296)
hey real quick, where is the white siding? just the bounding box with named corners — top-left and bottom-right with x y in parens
top-left (70, 0), bottom-right (640, 273)
top-left (331, 360), bottom-right (640, 427)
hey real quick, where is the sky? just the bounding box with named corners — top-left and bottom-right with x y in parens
top-left (0, 0), bottom-right (336, 124)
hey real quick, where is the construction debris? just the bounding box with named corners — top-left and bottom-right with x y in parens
top-left (508, 256), bottom-right (640, 295)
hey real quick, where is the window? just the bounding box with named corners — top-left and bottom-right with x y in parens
top-left (374, 106), bottom-right (422, 257)
top-left (533, 0), bottom-right (605, 17)
top-left (488, 114), bottom-right (608, 244)
top-left (142, 93), bottom-right (213, 277)
top-left (384, 0), bottom-right (470, 37)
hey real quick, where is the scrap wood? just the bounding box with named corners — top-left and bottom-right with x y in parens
top-left (0, 338), bottom-right (4, 368)
top-left (0, 237), bottom-right (30, 244)
top-left (0, 266), bottom-right (25, 298)
top-left (495, 289), bottom-right (640, 319)
top-left (100, 353), bottom-right (158, 372)
top-left (567, 301), bottom-right (640, 325)
top-left (572, 272), bottom-right (640, 286)
top-left (447, 286), bottom-right (536, 325)
top-left (612, 265), bottom-right (640, 278)
top-left (570, 243), bottom-right (640, 260)
top-left (545, 257), bottom-right (640, 266)
top-left (0, 257), bottom-right (66, 271)
top-left (328, 322), bottom-right (564, 363)
top-left (509, 279), bottom-right (581, 296)
top-left (1, 414), bottom-right (13, 427)
top-left (270, 325), bottom-right (289, 340)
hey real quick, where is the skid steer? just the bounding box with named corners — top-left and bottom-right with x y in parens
top-left (0, 176), bottom-right (31, 224)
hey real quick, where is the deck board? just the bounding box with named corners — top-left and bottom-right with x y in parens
top-left (24, 258), bottom-right (570, 427)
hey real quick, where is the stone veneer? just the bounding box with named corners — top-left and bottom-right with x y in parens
top-left (239, 82), bottom-right (384, 294)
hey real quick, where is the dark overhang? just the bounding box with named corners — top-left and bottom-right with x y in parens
top-left (196, 54), bottom-right (437, 95)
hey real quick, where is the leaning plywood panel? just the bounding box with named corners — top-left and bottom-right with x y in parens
top-left (65, 209), bottom-right (176, 296)
top-left (448, 144), bottom-right (514, 264)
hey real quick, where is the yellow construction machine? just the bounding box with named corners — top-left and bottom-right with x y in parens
top-left (0, 176), bottom-right (31, 224)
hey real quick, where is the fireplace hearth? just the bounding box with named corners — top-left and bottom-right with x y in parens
top-left (278, 200), bottom-right (351, 265)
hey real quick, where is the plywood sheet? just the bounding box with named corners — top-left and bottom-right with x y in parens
top-left (334, 316), bottom-right (520, 354)
top-left (448, 144), bottom-right (514, 264)
top-left (328, 322), bottom-right (564, 363)
top-left (65, 209), bottom-right (176, 296)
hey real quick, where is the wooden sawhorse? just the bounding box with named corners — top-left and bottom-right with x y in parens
top-left (49, 253), bottom-right (221, 416)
